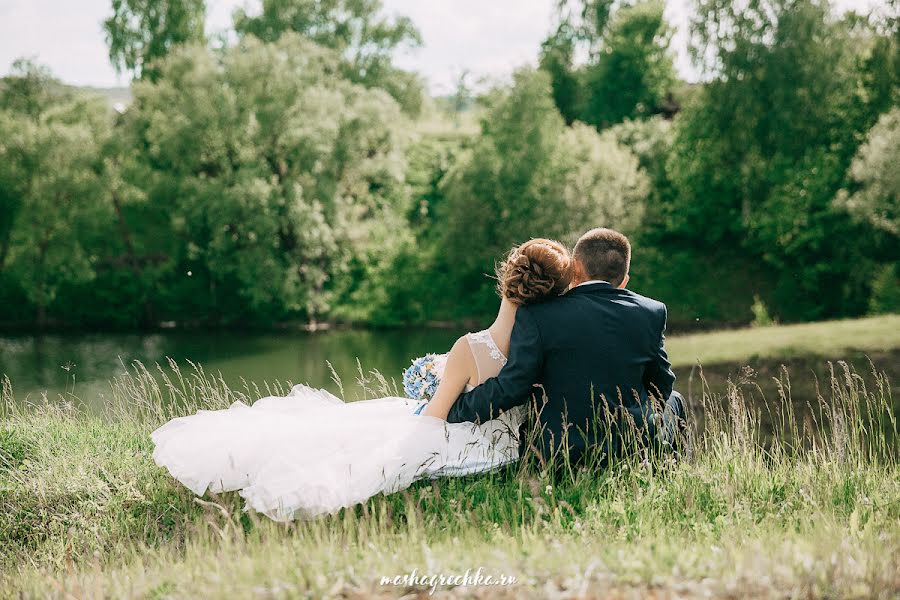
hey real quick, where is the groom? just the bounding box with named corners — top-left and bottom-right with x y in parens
top-left (447, 227), bottom-right (685, 466)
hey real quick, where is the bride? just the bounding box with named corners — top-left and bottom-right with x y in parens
top-left (152, 239), bottom-right (573, 520)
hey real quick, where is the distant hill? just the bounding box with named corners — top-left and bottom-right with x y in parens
top-left (0, 76), bottom-right (132, 112)
top-left (72, 85), bottom-right (132, 111)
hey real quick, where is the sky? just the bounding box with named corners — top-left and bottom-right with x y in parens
top-left (0, 0), bottom-right (889, 95)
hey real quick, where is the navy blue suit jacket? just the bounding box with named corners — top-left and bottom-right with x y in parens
top-left (446, 282), bottom-right (675, 461)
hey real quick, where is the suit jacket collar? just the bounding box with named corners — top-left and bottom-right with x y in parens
top-left (565, 281), bottom-right (621, 296)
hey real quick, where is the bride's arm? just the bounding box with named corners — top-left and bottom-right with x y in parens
top-left (421, 336), bottom-right (476, 420)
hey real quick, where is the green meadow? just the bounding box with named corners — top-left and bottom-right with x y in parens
top-left (666, 314), bottom-right (900, 367)
top-left (1, 316), bottom-right (898, 598)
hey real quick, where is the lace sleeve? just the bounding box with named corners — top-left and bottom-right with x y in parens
top-left (465, 331), bottom-right (508, 385)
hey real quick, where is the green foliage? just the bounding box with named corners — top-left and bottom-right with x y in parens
top-left (602, 117), bottom-right (771, 326)
top-left (343, 135), bottom-right (470, 325)
top-left (434, 69), bottom-right (647, 316)
top-left (234, 0), bottom-right (424, 115)
top-left (606, 116), bottom-right (675, 232)
top-left (628, 245), bottom-right (770, 327)
top-left (0, 63), bottom-right (111, 326)
top-left (0, 427), bottom-right (34, 471)
top-left (0, 60), bottom-right (68, 279)
top-left (665, 0), bottom-right (899, 321)
top-left (0, 59), bottom-right (65, 119)
top-left (121, 34), bottom-right (408, 324)
top-left (103, 0), bottom-right (207, 81)
top-left (869, 263), bottom-right (900, 315)
top-left (836, 107), bottom-right (900, 238)
top-left (579, 0), bottom-right (674, 128)
top-left (539, 0), bottom-right (677, 129)
top-left (539, 21), bottom-right (581, 125)
top-left (750, 295), bottom-right (775, 327)
top-left (0, 1), bottom-right (897, 330)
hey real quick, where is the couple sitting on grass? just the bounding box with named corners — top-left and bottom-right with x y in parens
top-left (152, 227), bottom-right (687, 520)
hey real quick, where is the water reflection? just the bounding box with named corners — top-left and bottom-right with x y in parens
top-left (0, 329), bottom-right (461, 410)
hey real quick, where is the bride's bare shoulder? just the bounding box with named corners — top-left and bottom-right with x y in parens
top-left (445, 334), bottom-right (478, 382)
top-left (449, 334), bottom-right (476, 360)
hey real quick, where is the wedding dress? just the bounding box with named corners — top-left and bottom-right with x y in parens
top-left (151, 330), bottom-right (522, 520)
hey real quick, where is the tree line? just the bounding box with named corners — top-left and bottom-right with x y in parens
top-left (0, 0), bottom-right (897, 330)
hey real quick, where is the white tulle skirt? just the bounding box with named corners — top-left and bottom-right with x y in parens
top-left (151, 385), bottom-right (521, 520)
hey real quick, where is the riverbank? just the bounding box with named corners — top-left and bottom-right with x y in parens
top-left (3, 311), bottom-right (897, 341)
top-left (666, 314), bottom-right (900, 368)
top-left (3, 313), bottom-right (899, 410)
top-left (1, 349), bottom-right (898, 597)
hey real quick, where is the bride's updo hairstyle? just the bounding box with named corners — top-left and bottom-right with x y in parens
top-left (497, 238), bottom-right (573, 305)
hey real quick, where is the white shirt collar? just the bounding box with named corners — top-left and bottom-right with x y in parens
top-left (576, 279), bottom-right (609, 287)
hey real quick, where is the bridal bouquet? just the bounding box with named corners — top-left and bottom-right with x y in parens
top-left (402, 354), bottom-right (441, 402)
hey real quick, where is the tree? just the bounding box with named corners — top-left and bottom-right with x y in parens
top-left (0, 59), bottom-right (65, 274)
top-left (0, 59), bottom-right (65, 119)
top-left (0, 65), bottom-right (110, 326)
top-left (836, 107), bottom-right (900, 237)
top-left (233, 0), bottom-right (423, 115)
top-left (436, 69), bottom-right (648, 316)
top-left (666, 0), bottom-right (899, 320)
top-left (538, 0), bottom-right (676, 128)
top-left (835, 106), bottom-right (900, 315)
top-left (539, 20), bottom-right (581, 125)
top-left (579, 1), bottom-right (674, 128)
top-left (449, 70), bottom-right (473, 127)
top-left (122, 34), bottom-right (408, 324)
top-left (607, 117), bottom-right (675, 233)
top-left (103, 0), bottom-right (206, 81)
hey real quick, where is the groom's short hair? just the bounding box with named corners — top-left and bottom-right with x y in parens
top-left (573, 228), bottom-right (631, 286)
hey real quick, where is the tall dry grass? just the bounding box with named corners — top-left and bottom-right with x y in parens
top-left (0, 357), bottom-right (897, 598)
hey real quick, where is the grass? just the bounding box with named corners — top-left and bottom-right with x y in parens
top-left (1, 352), bottom-right (899, 597)
top-left (666, 314), bottom-right (900, 368)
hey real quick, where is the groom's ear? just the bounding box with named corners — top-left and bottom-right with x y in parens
top-left (571, 259), bottom-right (587, 285)
top-left (618, 274), bottom-right (630, 289)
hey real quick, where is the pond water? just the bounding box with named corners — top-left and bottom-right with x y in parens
top-left (4, 329), bottom-right (898, 430)
top-left (0, 329), bottom-right (461, 411)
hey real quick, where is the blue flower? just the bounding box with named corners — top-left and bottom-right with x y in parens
top-left (402, 354), bottom-right (441, 402)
